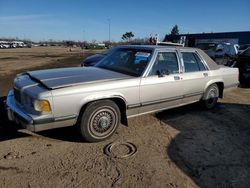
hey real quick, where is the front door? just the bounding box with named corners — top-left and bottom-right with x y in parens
top-left (139, 51), bottom-right (183, 114)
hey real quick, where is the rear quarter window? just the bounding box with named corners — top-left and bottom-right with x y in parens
top-left (194, 53), bottom-right (207, 71)
top-left (182, 52), bottom-right (207, 72)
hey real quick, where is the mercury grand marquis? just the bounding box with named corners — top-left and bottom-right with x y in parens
top-left (6, 45), bottom-right (239, 142)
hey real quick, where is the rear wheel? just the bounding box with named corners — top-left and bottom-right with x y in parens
top-left (202, 84), bottom-right (219, 109)
top-left (78, 100), bottom-right (120, 142)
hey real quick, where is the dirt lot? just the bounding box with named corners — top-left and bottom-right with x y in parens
top-left (0, 47), bottom-right (98, 96)
top-left (0, 47), bottom-right (250, 188)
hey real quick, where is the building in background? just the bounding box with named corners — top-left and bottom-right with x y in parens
top-left (164, 31), bottom-right (250, 47)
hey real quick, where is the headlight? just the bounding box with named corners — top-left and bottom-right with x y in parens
top-left (33, 100), bottom-right (51, 112)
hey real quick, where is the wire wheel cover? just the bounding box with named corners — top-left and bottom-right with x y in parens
top-left (90, 108), bottom-right (117, 137)
top-left (207, 86), bottom-right (218, 104)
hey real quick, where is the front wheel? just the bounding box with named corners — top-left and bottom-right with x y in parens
top-left (201, 84), bottom-right (219, 109)
top-left (78, 100), bottom-right (120, 142)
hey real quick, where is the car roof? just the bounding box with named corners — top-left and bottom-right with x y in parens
top-left (116, 45), bottom-right (196, 51)
top-left (196, 42), bottom-right (218, 45)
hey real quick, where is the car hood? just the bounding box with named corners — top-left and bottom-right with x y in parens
top-left (26, 67), bottom-right (131, 90)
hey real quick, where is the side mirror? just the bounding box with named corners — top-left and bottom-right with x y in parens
top-left (157, 69), bottom-right (169, 77)
top-left (157, 70), bottom-right (164, 77)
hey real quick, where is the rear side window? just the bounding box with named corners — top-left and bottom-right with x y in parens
top-left (182, 52), bottom-right (207, 72)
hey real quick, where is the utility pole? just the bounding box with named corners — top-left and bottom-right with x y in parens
top-left (83, 30), bottom-right (84, 42)
top-left (108, 18), bottom-right (111, 43)
top-left (83, 29), bottom-right (86, 42)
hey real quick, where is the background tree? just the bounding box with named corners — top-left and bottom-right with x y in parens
top-left (122, 32), bottom-right (134, 42)
top-left (170, 25), bottom-right (179, 35)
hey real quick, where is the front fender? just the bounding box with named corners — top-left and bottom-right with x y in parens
top-left (78, 92), bottom-right (127, 114)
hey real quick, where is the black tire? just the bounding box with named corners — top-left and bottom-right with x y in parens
top-left (0, 96), bottom-right (8, 124)
top-left (202, 84), bottom-right (219, 109)
top-left (78, 100), bottom-right (120, 142)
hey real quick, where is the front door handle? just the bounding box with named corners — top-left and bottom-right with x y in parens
top-left (174, 76), bottom-right (180, 80)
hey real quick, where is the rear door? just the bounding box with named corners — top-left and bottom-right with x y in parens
top-left (179, 50), bottom-right (209, 103)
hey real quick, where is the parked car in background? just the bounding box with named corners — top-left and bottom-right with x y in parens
top-left (81, 53), bottom-right (105, 67)
top-left (81, 48), bottom-right (114, 67)
top-left (0, 41), bottom-right (28, 49)
top-left (85, 43), bottom-right (106, 49)
top-left (196, 42), bottom-right (239, 65)
top-left (0, 41), bottom-right (10, 49)
top-left (226, 47), bottom-right (250, 85)
top-left (6, 45), bottom-right (239, 142)
top-left (238, 44), bottom-right (250, 54)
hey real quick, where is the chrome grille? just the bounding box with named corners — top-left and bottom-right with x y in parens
top-left (13, 87), bottom-right (21, 104)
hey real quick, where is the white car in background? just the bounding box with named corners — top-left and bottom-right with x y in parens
top-left (0, 41), bottom-right (10, 48)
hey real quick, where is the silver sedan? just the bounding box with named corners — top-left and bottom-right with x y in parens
top-left (6, 45), bottom-right (239, 142)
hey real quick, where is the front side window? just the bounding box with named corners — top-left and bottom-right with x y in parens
top-left (96, 48), bottom-right (152, 77)
top-left (149, 52), bottom-right (179, 76)
top-left (182, 52), bottom-right (207, 72)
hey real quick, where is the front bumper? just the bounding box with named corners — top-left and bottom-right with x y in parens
top-left (5, 90), bottom-right (77, 132)
top-left (6, 90), bottom-right (35, 131)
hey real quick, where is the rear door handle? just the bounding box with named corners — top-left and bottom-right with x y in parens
top-left (203, 73), bottom-right (208, 77)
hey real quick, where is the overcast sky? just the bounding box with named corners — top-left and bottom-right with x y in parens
top-left (0, 0), bottom-right (250, 42)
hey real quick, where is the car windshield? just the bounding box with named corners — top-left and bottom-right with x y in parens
top-left (95, 48), bottom-right (153, 77)
top-left (101, 48), bottom-right (114, 55)
top-left (196, 43), bottom-right (217, 51)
